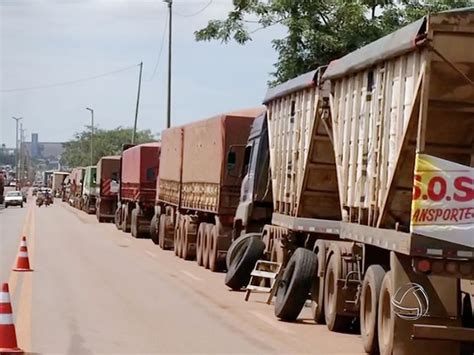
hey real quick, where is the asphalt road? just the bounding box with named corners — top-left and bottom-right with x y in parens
top-left (0, 195), bottom-right (366, 354)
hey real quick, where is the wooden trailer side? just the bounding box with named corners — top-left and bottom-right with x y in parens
top-left (265, 70), bottom-right (341, 220)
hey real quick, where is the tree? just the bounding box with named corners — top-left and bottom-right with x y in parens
top-left (60, 127), bottom-right (156, 168)
top-left (195, 0), bottom-right (471, 85)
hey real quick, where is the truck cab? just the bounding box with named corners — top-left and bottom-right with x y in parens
top-left (233, 113), bottom-right (273, 237)
top-left (82, 166), bottom-right (98, 214)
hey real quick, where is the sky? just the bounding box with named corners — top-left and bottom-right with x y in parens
top-left (0, 0), bottom-right (285, 147)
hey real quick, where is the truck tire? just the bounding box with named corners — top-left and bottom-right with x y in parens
top-left (274, 248), bottom-right (317, 321)
top-left (131, 208), bottom-right (138, 238)
top-left (324, 252), bottom-right (352, 332)
top-left (174, 217), bottom-right (183, 258)
top-left (115, 208), bottom-right (122, 230)
top-left (150, 214), bottom-right (159, 245)
top-left (360, 265), bottom-right (386, 354)
top-left (158, 214), bottom-right (168, 249)
top-left (203, 224), bottom-right (213, 269)
top-left (121, 204), bottom-right (130, 232)
top-left (196, 223), bottom-right (207, 266)
top-left (377, 271), bottom-right (394, 355)
top-left (311, 241), bottom-right (326, 324)
top-left (208, 226), bottom-right (219, 271)
top-left (182, 218), bottom-right (197, 261)
top-left (225, 237), bottom-right (265, 290)
top-left (225, 233), bottom-right (262, 270)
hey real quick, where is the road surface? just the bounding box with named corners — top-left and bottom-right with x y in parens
top-left (1, 196), bottom-right (365, 354)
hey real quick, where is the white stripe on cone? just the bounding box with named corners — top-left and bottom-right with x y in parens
top-left (20, 241), bottom-right (27, 247)
top-left (18, 252), bottom-right (28, 258)
top-left (0, 313), bottom-right (14, 325)
top-left (0, 292), bottom-right (10, 303)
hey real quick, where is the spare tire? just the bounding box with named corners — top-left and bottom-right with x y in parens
top-left (274, 248), bottom-right (317, 321)
top-left (226, 233), bottom-right (262, 270)
top-left (225, 237), bottom-right (265, 290)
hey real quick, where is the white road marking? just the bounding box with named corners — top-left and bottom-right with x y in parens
top-left (181, 270), bottom-right (203, 281)
top-left (145, 251), bottom-right (157, 259)
top-left (248, 310), bottom-right (295, 334)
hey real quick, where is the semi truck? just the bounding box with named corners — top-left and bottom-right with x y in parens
top-left (115, 143), bottom-right (160, 238)
top-left (227, 8), bottom-right (473, 355)
top-left (69, 167), bottom-right (85, 208)
top-left (150, 108), bottom-right (265, 271)
top-left (52, 172), bottom-right (69, 197)
top-left (96, 156), bottom-right (120, 223)
top-left (81, 166), bottom-right (98, 214)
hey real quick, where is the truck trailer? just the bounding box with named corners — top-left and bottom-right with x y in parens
top-left (151, 108), bottom-right (265, 271)
top-left (228, 8), bottom-right (473, 355)
top-left (69, 167), bottom-right (85, 209)
top-left (52, 172), bottom-right (69, 198)
top-left (318, 9), bottom-right (474, 354)
top-left (96, 156), bottom-right (120, 223)
top-left (81, 166), bottom-right (98, 214)
top-left (115, 143), bottom-right (160, 238)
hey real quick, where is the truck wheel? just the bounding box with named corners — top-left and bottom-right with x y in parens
top-left (226, 233), bottom-right (262, 270)
top-left (182, 218), bottom-right (197, 261)
top-left (274, 248), bottom-right (318, 321)
top-left (225, 237), bottom-right (265, 290)
top-left (377, 271), bottom-right (394, 355)
top-left (360, 265), bottom-right (386, 354)
top-left (158, 214), bottom-right (167, 249)
top-left (150, 214), bottom-right (159, 245)
top-left (131, 208), bottom-right (138, 238)
top-left (174, 217), bottom-right (183, 257)
top-left (114, 208), bottom-right (122, 230)
top-left (122, 205), bottom-right (130, 232)
top-left (208, 226), bottom-right (220, 271)
top-left (324, 253), bottom-right (352, 331)
top-left (203, 224), bottom-right (213, 269)
top-left (311, 242), bottom-right (326, 324)
top-left (196, 223), bottom-right (207, 266)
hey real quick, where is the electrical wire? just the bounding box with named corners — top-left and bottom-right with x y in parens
top-left (1, 64), bottom-right (140, 93)
top-left (174, 0), bottom-right (213, 17)
top-left (145, 11), bottom-right (169, 82)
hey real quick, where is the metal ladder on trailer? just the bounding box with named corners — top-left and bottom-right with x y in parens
top-left (245, 260), bottom-right (283, 304)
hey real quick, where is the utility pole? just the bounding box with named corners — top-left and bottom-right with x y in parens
top-left (132, 62), bottom-right (143, 144)
top-left (164, 0), bottom-right (173, 128)
top-left (20, 124), bottom-right (25, 185)
top-left (86, 108), bottom-right (94, 165)
top-left (11, 116), bottom-right (23, 185)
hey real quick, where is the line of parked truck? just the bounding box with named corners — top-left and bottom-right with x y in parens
top-left (58, 9), bottom-right (473, 355)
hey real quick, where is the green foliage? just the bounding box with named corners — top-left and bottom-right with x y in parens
top-left (61, 127), bottom-right (156, 168)
top-left (195, 0), bottom-right (471, 85)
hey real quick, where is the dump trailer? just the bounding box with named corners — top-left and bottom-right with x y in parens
top-left (115, 143), bottom-right (160, 238)
top-left (313, 9), bottom-right (473, 355)
top-left (226, 70), bottom-right (344, 323)
top-left (52, 172), bottom-right (69, 197)
top-left (151, 108), bottom-right (264, 271)
top-left (96, 156), bottom-right (120, 223)
top-left (81, 166), bottom-right (98, 214)
top-left (69, 167), bottom-right (85, 209)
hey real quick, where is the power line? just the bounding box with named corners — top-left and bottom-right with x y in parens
top-left (174, 0), bottom-right (213, 17)
top-left (1, 64), bottom-right (140, 93)
top-left (145, 10), bottom-right (170, 82)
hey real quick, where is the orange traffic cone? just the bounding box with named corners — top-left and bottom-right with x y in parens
top-left (0, 283), bottom-right (23, 353)
top-left (12, 237), bottom-right (33, 272)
